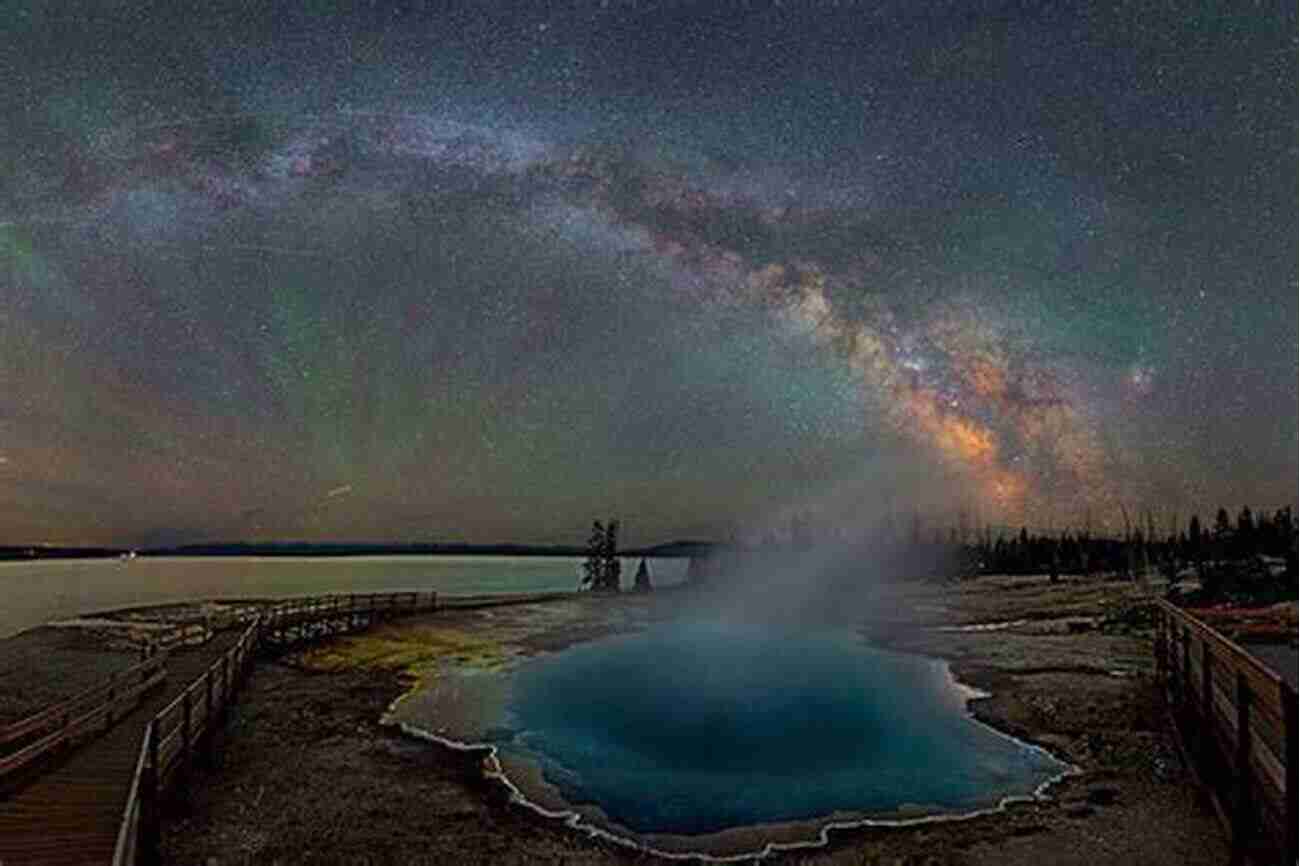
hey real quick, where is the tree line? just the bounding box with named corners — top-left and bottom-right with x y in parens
top-left (964, 506), bottom-right (1296, 579)
top-left (689, 504), bottom-right (1297, 602)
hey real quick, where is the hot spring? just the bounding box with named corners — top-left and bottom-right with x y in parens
top-left (489, 619), bottom-right (1068, 843)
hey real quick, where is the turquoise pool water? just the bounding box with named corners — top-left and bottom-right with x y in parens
top-left (502, 620), bottom-right (1066, 835)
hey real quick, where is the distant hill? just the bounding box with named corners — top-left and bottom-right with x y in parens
top-left (627, 540), bottom-right (718, 558)
top-left (0, 546), bottom-right (129, 561)
top-left (0, 539), bottom-right (720, 561)
top-left (150, 540), bottom-right (721, 558)
top-left (142, 542), bottom-right (588, 557)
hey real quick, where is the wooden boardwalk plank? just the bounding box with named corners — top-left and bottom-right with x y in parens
top-left (0, 635), bottom-right (239, 865)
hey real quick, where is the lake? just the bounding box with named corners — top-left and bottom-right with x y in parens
top-left (0, 555), bottom-right (687, 638)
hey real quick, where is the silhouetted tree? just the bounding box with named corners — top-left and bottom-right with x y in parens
top-left (1213, 508), bottom-right (1233, 541)
top-left (581, 520), bottom-right (606, 590)
top-left (1078, 528), bottom-right (1092, 576)
top-left (633, 557), bottom-right (652, 592)
top-left (601, 519), bottom-right (621, 591)
top-left (1187, 514), bottom-right (1204, 580)
top-left (1274, 507), bottom-right (1297, 559)
top-left (1212, 507), bottom-right (1233, 563)
top-left (1235, 506), bottom-right (1256, 559)
top-left (1132, 527), bottom-right (1147, 582)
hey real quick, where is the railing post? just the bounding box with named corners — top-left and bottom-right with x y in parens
top-left (1165, 611), bottom-right (1177, 703)
top-left (1201, 640), bottom-right (1213, 768)
top-left (1181, 625), bottom-right (1191, 714)
top-left (1230, 672), bottom-right (1252, 865)
top-left (220, 654), bottom-right (230, 715)
top-left (1170, 616), bottom-right (1180, 696)
top-left (1154, 607), bottom-right (1164, 681)
top-left (181, 690), bottom-right (192, 780)
top-left (142, 724), bottom-right (161, 866)
top-left (204, 670), bottom-right (215, 766)
top-left (105, 673), bottom-right (116, 731)
top-left (1283, 680), bottom-right (1296, 866)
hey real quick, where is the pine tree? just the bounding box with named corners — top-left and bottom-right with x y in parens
top-left (1213, 508), bottom-right (1233, 560)
top-left (581, 520), bottom-right (605, 590)
top-left (601, 519), bottom-right (621, 591)
top-left (1236, 506), bottom-right (1256, 559)
top-left (1132, 528), bottom-right (1148, 583)
top-left (1188, 514), bottom-right (1203, 578)
top-left (633, 557), bottom-right (652, 592)
top-left (1273, 507), bottom-right (1297, 557)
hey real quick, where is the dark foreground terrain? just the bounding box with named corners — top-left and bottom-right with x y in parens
top-left (160, 576), bottom-right (1231, 865)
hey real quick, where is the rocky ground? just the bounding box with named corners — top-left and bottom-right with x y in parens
top-left (0, 600), bottom-right (266, 725)
top-left (159, 576), bottom-right (1231, 865)
top-left (0, 627), bottom-right (141, 725)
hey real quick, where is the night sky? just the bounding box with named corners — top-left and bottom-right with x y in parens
top-left (2, 1), bottom-right (1295, 547)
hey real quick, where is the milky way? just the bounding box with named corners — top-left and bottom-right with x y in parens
top-left (1, 1), bottom-right (1295, 546)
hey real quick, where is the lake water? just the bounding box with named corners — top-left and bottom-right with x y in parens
top-left (501, 619), bottom-right (1068, 836)
top-left (0, 555), bottom-right (687, 638)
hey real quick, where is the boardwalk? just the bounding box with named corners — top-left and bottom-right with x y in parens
top-left (1155, 600), bottom-right (1297, 865)
top-left (0, 591), bottom-right (444, 865)
top-left (0, 635), bottom-right (239, 865)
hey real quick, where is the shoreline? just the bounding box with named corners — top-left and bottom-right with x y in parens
top-left (384, 647), bottom-right (1085, 862)
top-left (370, 599), bottom-right (1085, 859)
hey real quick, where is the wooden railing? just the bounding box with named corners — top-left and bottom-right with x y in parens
top-left (113, 590), bottom-right (438, 866)
top-left (149, 621), bottom-right (260, 796)
top-left (112, 720), bottom-right (152, 866)
top-left (1154, 599), bottom-right (1296, 865)
top-left (0, 653), bottom-right (167, 785)
top-left (260, 590), bottom-right (428, 625)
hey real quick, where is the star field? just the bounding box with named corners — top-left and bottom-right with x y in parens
top-left (1, 0), bottom-right (1295, 546)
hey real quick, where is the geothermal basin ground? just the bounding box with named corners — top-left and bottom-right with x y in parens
top-left (159, 575), bottom-right (1232, 865)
